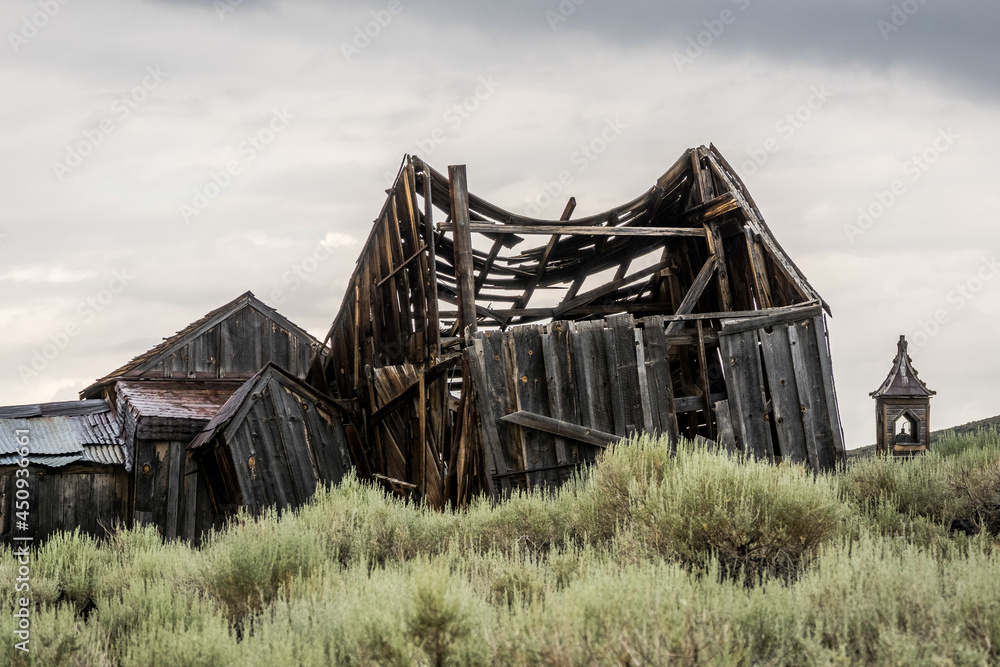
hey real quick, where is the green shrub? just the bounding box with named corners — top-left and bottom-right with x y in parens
top-left (625, 439), bottom-right (845, 581)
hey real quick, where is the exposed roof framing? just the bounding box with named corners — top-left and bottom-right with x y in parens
top-left (307, 145), bottom-right (840, 507)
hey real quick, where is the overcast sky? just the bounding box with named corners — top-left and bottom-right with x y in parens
top-left (2, 0), bottom-right (998, 449)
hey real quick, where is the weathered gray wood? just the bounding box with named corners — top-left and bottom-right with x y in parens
top-left (695, 321), bottom-right (715, 440)
top-left (758, 325), bottom-right (808, 463)
top-left (634, 328), bottom-right (655, 435)
top-left (165, 440), bottom-right (184, 540)
top-left (664, 256), bottom-right (718, 337)
top-left (480, 331), bottom-right (524, 489)
top-left (674, 392), bottom-right (728, 413)
top-left (719, 302), bottom-right (823, 335)
top-left (811, 314), bottom-right (847, 459)
top-left (271, 384), bottom-right (318, 504)
top-left (466, 338), bottom-right (507, 497)
top-left (787, 319), bottom-right (837, 470)
top-left (182, 454), bottom-right (199, 543)
top-left (499, 411), bottom-right (620, 448)
top-left (540, 328), bottom-right (571, 469)
top-left (250, 388), bottom-right (297, 511)
top-left (713, 400), bottom-right (738, 452)
top-left (642, 318), bottom-right (679, 444)
top-left (605, 314), bottom-right (642, 436)
top-left (719, 329), bottom-right (774, 461)
top-left (448, 223), bottom-right (708, 237)
top-left (570, 321), bottom-right (615, 435)
top-left (448, 165), bottom-right (478, 335)
top-left (509, 325), bottom-right (558, 488)
top-left (554, 261), bottom-right (672, 318)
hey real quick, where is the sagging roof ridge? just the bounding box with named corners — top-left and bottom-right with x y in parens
top-left (319, 146), bottom-right (828, 350)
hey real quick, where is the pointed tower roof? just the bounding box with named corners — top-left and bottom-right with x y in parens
top-left (871, 335), bottom-right (935, 398)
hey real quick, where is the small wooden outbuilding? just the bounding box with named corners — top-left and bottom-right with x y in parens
top-left (872, 335), bottom-right (935, 455)
top-left (188, 363), bottom-right (354, 517)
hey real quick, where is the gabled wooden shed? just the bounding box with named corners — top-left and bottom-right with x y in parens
top-left (81, 290), bottom-right (324, 400)
top-left (308, 146), bottom-right (846, 506)
top-left (189, 363), bottom-right (354, 517)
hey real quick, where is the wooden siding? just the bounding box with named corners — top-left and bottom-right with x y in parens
top-left (467, 308), bottom-right (844, 497)
top-left (196, 369), bottom-right (353, 517)
top-left (132, 440), bottom-right (216, 542)
top-left (0, 466), bottom-right (128, 543)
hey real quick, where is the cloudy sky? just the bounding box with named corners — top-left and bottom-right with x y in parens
top-left (2, 0), bottom-right (998, 448)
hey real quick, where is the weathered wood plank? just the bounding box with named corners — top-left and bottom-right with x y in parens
top-left (499, 411), bottom-right (620, 448)
top-left (787, 319), bottom-right (837, 470)
top-left (448, 165), bottom-right (478, 335)
top-left (719, 329), bottom-right (773, 460)
top-left (444, 223), bottom-right (707, 237)
top-left (713, 399), bottom-right (738, 452)
top-left (641, 318), bottom-right (679, 444)
top-left (758, 324), bottom-right (808, 464)
top-left (509, 325), bottom-right (558, 488)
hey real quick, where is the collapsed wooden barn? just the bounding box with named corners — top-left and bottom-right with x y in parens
top-left (308, 145), bottom-right (846, 507)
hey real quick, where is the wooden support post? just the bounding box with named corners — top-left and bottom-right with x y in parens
top-left (705, 220), bottom-right (734, 311)
top-left (418, 369), bottom-right (426, 496)
top-left (448, 165), bottom-right (478, 336)
top-left (664, 256), bottom-right (717, 337)
top-left (696, 320), bottom-right (715, 441)
top-left (746, 228), bottom-right (774, 309)
top-left (423, 165), bottom-right (441, 359)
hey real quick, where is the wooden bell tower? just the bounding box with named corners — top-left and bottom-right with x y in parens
top-left (871, 335), bottom-right (935, 455)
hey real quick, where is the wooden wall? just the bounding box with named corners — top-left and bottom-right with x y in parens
top-left (467, 308), bottom-right (845, 496)
top-left (0, 466), bottom-right (129, 543)
top-left (133, 440), bottom-right (217, 543)
top-left (199, 375), bottom-right (354, 517)
top-left (877, 399), bottom-right (930, 453)
top-left (138, 305), bottom-right (316, 381)
top-left (718, 312), bottom-right (845, 471)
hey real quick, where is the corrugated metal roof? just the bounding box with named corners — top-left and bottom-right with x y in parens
top-left (116, 380), bottom-right (245, 420)
top-left (0, 399), bottom-right (109, 419)
top-left (0, 400), bottom-right (126, 469)
top-left (82, 444), bottom-right (126, 465)
top-left (0, 453), bottom-right (84, 467)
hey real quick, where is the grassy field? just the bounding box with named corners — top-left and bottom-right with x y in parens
top-left (2, 430), bottom-right (999, 666)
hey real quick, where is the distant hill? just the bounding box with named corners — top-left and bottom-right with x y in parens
top-left (845, 415), bottom-right (1000, 458)
top-left (931, 415), bottom-right (1000, 441)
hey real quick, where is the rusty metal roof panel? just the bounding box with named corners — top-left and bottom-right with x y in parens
top-left (116, 380), bottom-right (245, 421)
top-left (0, 453), bottom-right (84, 468)
top-left (82, 444), bottom-right (126, 465)
top-left (0, 400), bottom-right (126, 468)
